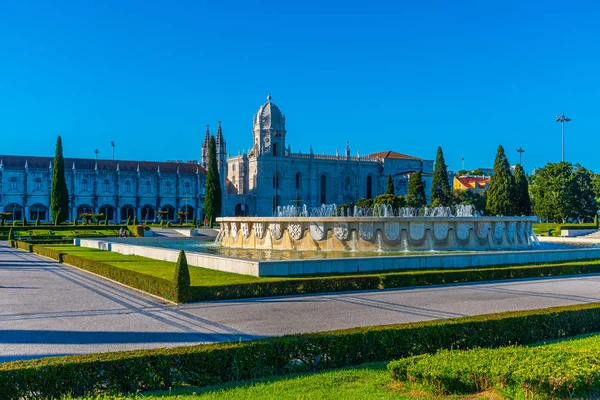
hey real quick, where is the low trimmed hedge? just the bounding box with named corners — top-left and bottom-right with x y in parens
top-left (388, 341), bottom-right (600, 398)
top-left (3, 303), bottom-right (600, 398)
top-left (60, 253), bottom-right (176, 301)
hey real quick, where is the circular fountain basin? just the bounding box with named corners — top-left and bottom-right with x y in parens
top-left (216, 216), bottom-right (539, 252)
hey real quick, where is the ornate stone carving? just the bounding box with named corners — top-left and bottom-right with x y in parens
top-left (310, 222), bottom-right (326, 241)
top-left (433, 222), bottom-right (449, 241)
top-left (241, 222), bottom-right (250, 239)
top-left (289, 222), bottom-right (303, 241)
top-left (456, 223), bottom-right (471, 241)
top-left (384, 222), bottom-right (400, 241)
top-left (476, 222), bottom-right (490, 240)
top-left (223, 222), bottom-right (229, 238)
top-left (359, 221), bottom-right (374, 241)
top-left (333, 222), bottom-right (349, 240)
top-left (230, 222), bottom-right (238, 239)
top-left (269, 223), bottom-right (282, 240)
top-left (494, 222), bottom-right (504, 241)
top-left (254, 222), bottom-right (264, 239)
top-left (506, 221), bottom-right (516, 242)
top-left (409, 223), bottom-right (425, 241)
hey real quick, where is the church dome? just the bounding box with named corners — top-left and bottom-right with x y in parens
top-left (254, 93), bottom-right (286, 131)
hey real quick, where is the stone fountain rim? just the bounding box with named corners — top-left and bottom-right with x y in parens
top-left (216, 216), bottom-right (538, 222)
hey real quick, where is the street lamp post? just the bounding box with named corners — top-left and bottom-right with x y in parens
top-left (555, 113), bottom-right (571, 162)
top-left (516, 147), bottom-right (525, 165)
top-left (111, 141), bottom-right (115, 160)
top-left (94, 149), bottom-right (99, 160)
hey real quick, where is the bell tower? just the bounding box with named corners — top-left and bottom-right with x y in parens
top-left (252, 93), bottom-right (286, 157)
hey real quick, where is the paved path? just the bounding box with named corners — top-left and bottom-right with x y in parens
top-left (2, 242), bottom-right (600, 363)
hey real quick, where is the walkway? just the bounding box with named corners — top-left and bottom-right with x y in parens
top-left (1, 242), bottom-right (600, 363)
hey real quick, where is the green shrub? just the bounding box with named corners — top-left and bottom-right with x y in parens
top-left (133, 216), bottom-right (138, 225)
top-left (174, 250), bottom-right (191, 302)
top-left (3, 303), bottom-right (600, 399)
top-left (59, 253), bottom-right (176, 301)
top-left (35, 218), bottom-right (40, 227)
top-left (388, 344), bottom-right (600, 398)
top-left (126, 216), bottom-right (131, 226)
top-left (32, 246), bottom-right (65, 262)
top-left (15, 241), bottom-right (33, 252)
top-left (8, 228), bottom-right (14, 241)
top-left (167, 221), bottom-right (171, 228)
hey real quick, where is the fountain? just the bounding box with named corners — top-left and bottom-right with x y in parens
top-left (216, 204), bottom-right (538, 252)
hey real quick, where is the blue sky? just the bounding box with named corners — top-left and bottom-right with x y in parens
top-left (1, 0), bottom-right (599, 173)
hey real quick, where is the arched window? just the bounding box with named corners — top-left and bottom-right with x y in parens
top-left (181, 204), bottom-right (193, 221)
top-left (29, 204), bottom-right (47, 221)
top-left (165, 181), bottom-right (172, 194)
top-left (295, 172), bottom-right (301, 190)
top-left (145, 180), bottom-right (151, 193)
top-left (35, 178), bottom-right (42, 191)
top-left (273, 143), bottom-right (278, 157)
top-left (184, 181), bottom-right (191, 194)
top-left (366, 176), bottom-right (373, 199)
top-left (82, 179), bottom-right (89, 192)
top-left (161, 205), bottom-right (175, 220)
top-left (320, 175), bottom-right (327, 204)
top-left (99, 205), bottom-right (115, 221)
top-left (104, 179), bottom-right (110, 192)
top-left (273, 173), bottom-right (279, 189)
top-left (10, 178), bottom-right (17, 190)
top-left (120, 205), bottom-right (135, 221)
top-left (141, 205), bottom-right (155, 221)
top-left (5, 203), bottom-right (23, 220)
top-left (125, 180), bottom-right (132, 192)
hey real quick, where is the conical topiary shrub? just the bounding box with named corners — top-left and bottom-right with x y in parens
top-left (126, 216), bottom-right (131, 226)
top-left (8, 228), bottom-right (15, 246)
top-left (173, 250), bottom-right (191, 303)
top-left (35, 217), bottom-right (40, 227)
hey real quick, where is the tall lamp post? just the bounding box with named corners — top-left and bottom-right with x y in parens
top-left (555, 113), bottom-right (571, 162)
top-left (94, 149), bottom-right (99, 160)
top-left (516, 147), bottom-right (525, 165)
top-left (111, 141), bottom-right (115, 160)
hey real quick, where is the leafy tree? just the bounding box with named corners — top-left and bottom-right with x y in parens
top-left (386, 174), bottom-right (395, 195)
top-left (0, 212), bottom-right (11, 226)
top-left (592, 173), bottom-right (600, 200)
top-left (356, 198), bottom-right (374, 208)
top-left (486, 145), bottom-right (516, 216)
top-left (453, 189), bottom-right (487, 212)
top-left (470, 168), bottom-right (484, 176)
top-left (431, 147), bottom-right (452, 207)
top-left (374, 194), bottom-right (405, 210)
top-left (456, 169), bottom-right (468, 176)
top-left (530, 162), bottom-right (598, 222)
top-left (406, 172), bottom-right (427, 208)
top-left (173, 249), bottom-right (191, 303)
top-left (205, 136), bottom-right (222, 227)
top-left (51, 136), bottom-right (69, 224)
top-left (513, 164), bottom-right (531, 215)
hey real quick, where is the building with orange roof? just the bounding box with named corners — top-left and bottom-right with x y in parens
top-left (453, 175), bottom-right (491, 193)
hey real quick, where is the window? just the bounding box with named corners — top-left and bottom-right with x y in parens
top-left (273, 143), bottom-right (278, 157)
top-left (185, 181), bottom-right (191, 194)
top-left (10, 178), bottom-right (17, 190)
top-left (145, 180), bottom-right (151, 193)
top-left (345, 176), bottom-right (351, 191)
top-left (104, 179), bottom-right (110, 192)
top-left (366, 176), bottom-right (373, 199)
top-left (82, 179), bottom-right (89, 192)
top-left (166, 181), bottom-right (172, 194)
top-left (141, 205), bottom-right (155, 220)
top-left (295, 172), bottom-right (301, 190)
top-left (125, 180), bottom-right (132, 192)
top-left (320, 175), bottom-right (326, 204)
top-left (273, 173), bottom-right (279, 189)
top-left (35, 178), bottom-right (42, 191)
top-left (5, 203), bottom-right (22, 220)
top-left (29, 204), bottom-right (47, 221)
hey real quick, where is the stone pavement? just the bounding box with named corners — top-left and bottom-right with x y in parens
top-left (2, 241), bottom-right (600, 363)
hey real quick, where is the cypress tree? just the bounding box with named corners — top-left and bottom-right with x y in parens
top-left (205, 135), bottom-right (222, 227)
top-left (173, 249), bottom-right (190, 303)
top-left (386, 174), bottom-right (395, 195)
top-left (430, 147), bottom-right (452, 206)
top-left (513, 164), bottom-right (531, 216)
top-left (406, 172), bottom-right (427, 208)
top-left (51, 136), bottom-right (69, 224)
top-left (486, 145), bottom-right (516, 216)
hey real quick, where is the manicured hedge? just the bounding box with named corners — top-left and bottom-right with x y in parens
top-left (15, 241), bottom-right (33, 252)
top-left (3, 303), bottom-right (600, 399)
top-left (32, 245), bottom-right (65, 262)
top-left (60, 253), bottom-right (177, 301)
top-left (0, 225), bottom-right (126, 233)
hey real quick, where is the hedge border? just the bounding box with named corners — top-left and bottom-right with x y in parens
top-left (14, 243), bottom-right (600, 303)
top-left (2, 302), bottom-right (600, 399)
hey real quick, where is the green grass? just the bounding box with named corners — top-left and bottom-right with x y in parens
top-left (67, 334), bottom-right (600, 400)
top-left (47, 245), bottom-right (276, 286)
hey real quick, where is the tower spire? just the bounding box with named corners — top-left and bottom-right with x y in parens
top-left (201, 124), bottom-right (210, 170)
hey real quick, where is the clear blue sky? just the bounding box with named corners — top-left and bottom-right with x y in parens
top-left (1, 0), bottom-right (599, 173)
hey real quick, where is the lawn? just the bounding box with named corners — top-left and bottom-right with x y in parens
top-left (46, 245), bottom-right (278, 286)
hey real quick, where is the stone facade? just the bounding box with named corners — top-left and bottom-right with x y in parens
top-left (0, 156), bottom-right (207, 222)
top-left (224, 95), bottom-right (434, 216)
